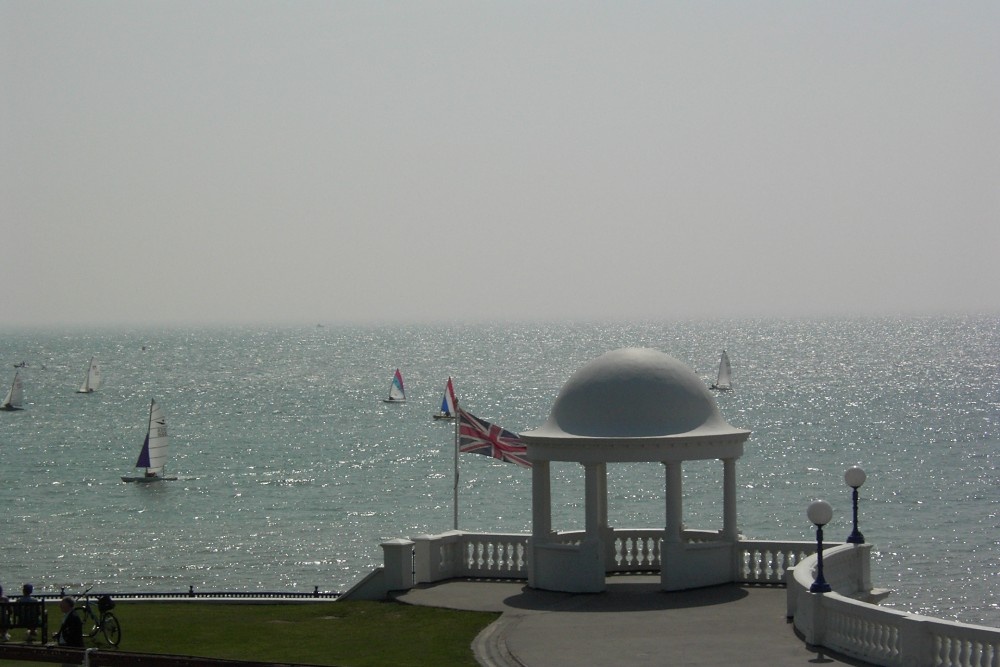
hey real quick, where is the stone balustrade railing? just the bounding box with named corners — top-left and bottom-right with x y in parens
top-left (383, 530), bottom-right (1000, 666)
top-left (412, 531), bottom-right (530, 583)
top-left (789, 543), bottom-right (1000, 667)
top-left (737, 540), bottom-right (814, 584)
top-left (408, 529), bottom-right (817, 586)
top-left (610, 529), bottom-right (663, 571)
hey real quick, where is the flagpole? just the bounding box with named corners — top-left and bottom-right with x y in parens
top-left (453, 403), bottom-right (460, 530)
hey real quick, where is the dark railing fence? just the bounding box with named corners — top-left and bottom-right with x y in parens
top-left (35, 586), bottom-right (341, 601)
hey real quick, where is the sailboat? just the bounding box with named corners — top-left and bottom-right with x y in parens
top-left (383, 368), bottom-right (406, 403)
top-left (121, 399), bottom-right (178, 482)
top-left (76, 357), bottom-right (102, 393)
top-left (710, 350), bottom-right (733, 391)
top-left (433, 377), bottom-right (457, 420)
top-left (1, 371), bottom-right (24, 410)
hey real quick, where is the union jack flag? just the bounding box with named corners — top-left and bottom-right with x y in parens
top-left (458, 407), bottom-right (531, 468)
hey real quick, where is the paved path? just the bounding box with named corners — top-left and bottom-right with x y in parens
top-left (394, 577), bottom-right (873, 667)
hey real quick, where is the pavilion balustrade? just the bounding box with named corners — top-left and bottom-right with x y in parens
top-left (398, 530), bottom-right (1000, 666)
top-left (737, 540), bottom-right (814, 584)
top-left (409, 529), bottom-right (819, 585)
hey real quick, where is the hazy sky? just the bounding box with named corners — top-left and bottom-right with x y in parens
top-left (3, 2), bottom-right (998, 327)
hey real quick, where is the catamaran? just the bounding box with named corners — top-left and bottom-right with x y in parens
top-left (122, 399), bottom-right (178, 482)
top-left (433, 377), bottom-right (457, 420)
top-left (383, 368), bottom-right (406, 403)
top-left (710, 350), bottom-right (733, 391)
top-left (1, 371), bottom-right (24, 410)
top-left (76, 357), bottom-right (102, 393)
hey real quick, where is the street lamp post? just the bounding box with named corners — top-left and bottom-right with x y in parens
top-left (845, 466), bottom-right (867, 544)
top-left (807, 500), bottom-right (833, 594)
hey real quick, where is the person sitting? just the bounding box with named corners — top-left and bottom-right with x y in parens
top-left (53, 597), bottom-right (83, 648)
top-left (17, 584), bottom-right (39, 642)
top-left (1, 584), bottom-right (9, 641)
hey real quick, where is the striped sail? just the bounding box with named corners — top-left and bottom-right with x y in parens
top-left (434, 376), bottom-right (457, 419)
top-left (440, 377), bottom-right (456, 415)
top-left (386, 369), bottom-right (405, 402)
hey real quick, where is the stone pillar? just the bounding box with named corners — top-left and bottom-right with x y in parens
top-left (598, 463), bottom-right (608, 531)
top-left (584, 462), bottom-right (603, 540)
top-left (380, 538), bottom-right (415, 591)
top-left (532, 459), bottom-right (552, 540)
top-left (529, 459), bottom-right (551, 588)
top-left (664, 461), bottom-right (683, 543)
top-left (723, 457), bottom-right (738, 541)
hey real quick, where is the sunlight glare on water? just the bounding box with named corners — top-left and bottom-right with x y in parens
top-left (0, 317), bottom-right (996, 626)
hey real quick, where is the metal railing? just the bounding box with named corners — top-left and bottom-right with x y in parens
top-left (35, 586), bottom-right (341, 602)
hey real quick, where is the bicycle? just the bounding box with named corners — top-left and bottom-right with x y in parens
top-left (72, 586), bottom-right (121, 647)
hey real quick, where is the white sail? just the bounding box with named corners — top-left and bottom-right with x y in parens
top-left (712, 350), bottom-right (733, 391)
top-left (77, 357), bottom-right (102, 393)
top-left (144, 399), bottom-right (170, 475)
top-left (122, 398), bottom-right (176, 482)
top-left (1, 371), bottom-right (24, 410)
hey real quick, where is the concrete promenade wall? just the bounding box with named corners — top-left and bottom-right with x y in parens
top-left (789, 543), bottom-right (1000, 667)
top-left (379, 530), bottom-right (1000, 667)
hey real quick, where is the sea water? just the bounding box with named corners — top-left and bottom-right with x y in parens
top-left (0, 318), bottom-right (997, 627)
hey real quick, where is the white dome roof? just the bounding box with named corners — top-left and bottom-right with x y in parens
top-left (525, 348), bottom-right (739, 440)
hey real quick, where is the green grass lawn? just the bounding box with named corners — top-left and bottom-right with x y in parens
top-left (5, 600), bottom-right (499, 667)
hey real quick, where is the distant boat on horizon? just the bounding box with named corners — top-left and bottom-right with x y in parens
top-left (76, 357), bottom-right (102, 393)
top-left (710, 350), bottom-right (733, 392)
top-left (383, 368), bottom-right (406, 403)
top-left (1, 371), bottom-right (24, 410)
top-left (122, 399), bottom-right (178, 483)
top-left (433, 377), bottom-right (457, 420)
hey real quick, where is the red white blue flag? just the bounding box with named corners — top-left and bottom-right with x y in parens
top-left (458, 407), bottom-right (531, 468)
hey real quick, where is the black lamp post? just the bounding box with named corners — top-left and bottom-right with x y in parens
top-left (807, 500), bottom-right (833, 593)
top-left (844, 466), bottom-right (867, 545)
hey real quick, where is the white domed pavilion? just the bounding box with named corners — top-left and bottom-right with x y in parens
top-left (521, 347), bottom-right (751, 592)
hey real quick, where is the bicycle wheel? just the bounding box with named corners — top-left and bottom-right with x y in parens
top-left (101, 612), bottom-right (121, 647)
top-left (75, 607), bottom-right (99, 638)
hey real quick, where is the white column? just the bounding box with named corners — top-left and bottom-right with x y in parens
top-left (380, 538), bottom-right (415, 591)
top-left (532, 460), bottom-right (551, 540)
top-left (584, 462), bottom-right (602, 539)
top-left (664, 461), bottom-right (683, 543)
top-left (723, 457), bottom-right (738, 541)
top-left (599, 463), bottom-right (608, 530)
